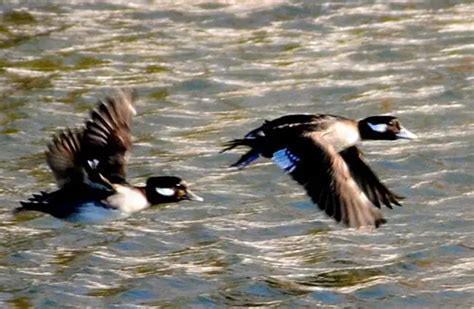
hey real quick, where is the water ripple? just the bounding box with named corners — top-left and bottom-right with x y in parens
top-left (0, 1), bottom-right (473, 307)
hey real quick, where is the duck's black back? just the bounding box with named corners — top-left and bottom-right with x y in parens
top-left (249, 114), bottom-right (349, 137)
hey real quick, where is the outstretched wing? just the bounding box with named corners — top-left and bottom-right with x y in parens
top-left (271, 134), bottom-right (386, 228)
top-left (46, 128), bottom-right (84, 187)
top-left (82, 88), bottom-right (137, 183)
top-left (339, 146), bottom-right (403, 209)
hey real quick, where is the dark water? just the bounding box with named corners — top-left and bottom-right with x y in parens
top-left (0, 1), bottom-right (473, 307)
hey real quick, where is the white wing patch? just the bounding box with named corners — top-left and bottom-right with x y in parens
top-left (272, 148), bottom-right (300, 173)
top-left (368, 122), bottom-right (388, 133)
top-left (88, 159), bottom-right (100, 169)
top-left (155, 187), bottom-right (175, 196)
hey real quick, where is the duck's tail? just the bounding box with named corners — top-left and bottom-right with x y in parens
top-left (221, 138), bottom-right (262, 169)
top-left (15, 191), bottom-right (52, 214)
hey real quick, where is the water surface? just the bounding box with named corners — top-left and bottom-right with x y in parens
top-left (0, 1), bottom-right (473, 307)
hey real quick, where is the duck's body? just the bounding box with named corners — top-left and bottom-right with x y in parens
top-left (21, 182), bottom-right (151, 224)
top-left (222, 113), bottom-right (417, 228)
top-left (17, 89), bottom-right (202, 223)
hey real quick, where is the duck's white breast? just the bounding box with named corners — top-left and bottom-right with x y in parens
top-left (106, 186), bottom-right (150, 214)
top-left (321, 121), bottom-right (361, 151)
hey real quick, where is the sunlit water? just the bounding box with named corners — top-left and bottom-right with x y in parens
top-left (0, 1), bottom-right (473, 307)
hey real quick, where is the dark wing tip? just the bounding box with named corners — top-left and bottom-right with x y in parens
top-left (339, 146), bottom-right (406, 210)
top-left (15, 198), bottom-right (41, 214)
top-left (229, 150), bottom-right (260, 169)
top-left (375, 217), bottom-right (387, 228)
top-left (80, 88), bottom-right (138, 180)
top-left (221, 139), bottom-right (261, 168)
top-left (88, 88), bottom-right (138, 130)
top-left (13, 204), bottom-right (29, 215)
top-left (392, 194), bottom-right (405, 206)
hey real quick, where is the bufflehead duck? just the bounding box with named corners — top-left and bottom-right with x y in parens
top-left (222, 114), bottom-right (417, 228)
top-left (16, 89), bottom-right (202, 224)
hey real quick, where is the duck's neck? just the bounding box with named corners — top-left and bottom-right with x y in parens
top-left (321, 121), bottom-right (361, 151)
top-left (106, 185), bottom-right (150, 213)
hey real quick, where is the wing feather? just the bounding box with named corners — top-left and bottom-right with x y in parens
top-left (82, 88), bottom-right (137, 183)
top-left (272, 135), bottom-right (386, 228)
top-left (339, 146), bottom-right (403, 209)
top-left (46, 129), bottom-right (84, 187)
top-left (43, 89), bottom-right (137, 188)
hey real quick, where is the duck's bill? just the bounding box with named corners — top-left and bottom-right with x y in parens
top-left (185, 190), bottom-right (204, 202)
top-left (396, 127), bottom-right (418, 139)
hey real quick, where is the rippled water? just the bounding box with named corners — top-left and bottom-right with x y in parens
top-left (0, 1), bottom-right (473, 307)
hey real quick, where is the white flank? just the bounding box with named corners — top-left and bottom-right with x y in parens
top-left (106, 185), bottom-right (150, 214)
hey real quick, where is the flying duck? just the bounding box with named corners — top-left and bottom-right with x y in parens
top-left (222, 114), bottom-right (417, 228)
top-left (16, 89), bottom-right (202, 224)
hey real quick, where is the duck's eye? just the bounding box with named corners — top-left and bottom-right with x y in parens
top-left (155, 188), bottom-right (175, 196)
top-left (176, 188), bottom-right (187, 199)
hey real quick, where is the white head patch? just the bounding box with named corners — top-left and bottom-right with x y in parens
top-left (367, 122), bottom-right (388, 133)
top-left (155, 187), bottom-right (175, 196)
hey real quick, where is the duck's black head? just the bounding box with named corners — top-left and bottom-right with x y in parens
top-left (145, 176), bottom-right (203, 205)
top-left (358, 116), bottom-right (417, 141)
